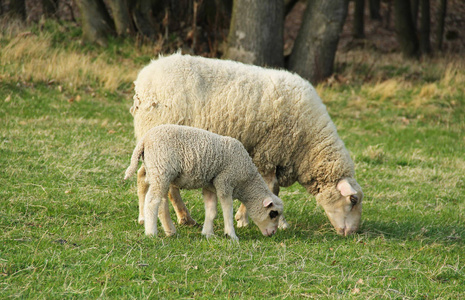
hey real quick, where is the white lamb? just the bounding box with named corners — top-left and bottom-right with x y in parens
top-left (124, 124), bottom-right (284, 240)
top-left (131, 53), bottom-right (363, 236)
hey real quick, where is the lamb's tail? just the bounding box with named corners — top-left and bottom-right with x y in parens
top-left (124, 139), bottom-right (145, 180)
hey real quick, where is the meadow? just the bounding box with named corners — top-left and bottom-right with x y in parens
top-left (1, 20), bottom-right (464, 298)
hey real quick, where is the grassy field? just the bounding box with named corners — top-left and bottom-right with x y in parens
top-left (1, 21), bottom-right (464, 298)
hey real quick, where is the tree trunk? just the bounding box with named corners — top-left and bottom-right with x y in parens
top-left (394, 0), bottom-right (419, 58)
top-left (131, 0), bottom-right (156, 38)
top-left (224, 0), bottom-right (284, 68)
top-left (42, 0), bottom-right (59, 18)
top-left (419, 0), bottom-right (431, 54)
top-left (435, 0), bottom-right (447, 51)
top-left (107, 0), bottom-right (134, 36)
top-left (410, 0), bottom-right (419, 26)
top-left (284, 0), bottom-right (299, 16)
top-left (77, 0), bottom-right (115, 46)
top-left (288, 0), bottom-right (348, 83)
top-left (10, 0), bottom-right (26, 20)
top-left (353, 0), bottom-right (365, 38)
top-left (369, 0), bottom-right (381, 20)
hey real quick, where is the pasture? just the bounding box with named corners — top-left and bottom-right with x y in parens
top-left (1, 21), bottom-right (464, 298)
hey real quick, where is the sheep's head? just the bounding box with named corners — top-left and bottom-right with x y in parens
top-left (315, 178), bottom-right (363, 236)
top-left (249, 194), bottom-right (284, 237)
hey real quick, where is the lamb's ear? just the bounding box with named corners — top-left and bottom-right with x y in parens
top-left (336, 178), bottom-right (357, 197)
top-left (263, 197), bottom-right (274, 208)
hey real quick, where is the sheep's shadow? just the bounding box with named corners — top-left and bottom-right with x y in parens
top-left (231, 215), bottom-right (464, 246)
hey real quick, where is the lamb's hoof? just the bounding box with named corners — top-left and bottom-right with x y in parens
top-left (278, 219), bottom-right (290, 230)
top-left (225, 233), bottom-right (239, 242)
top-left (138, 217), bottom-right (145, 225)
top-left (178, 216), bottom-right (197, 227)
top-left (201, 231), bottom-right (215, 239)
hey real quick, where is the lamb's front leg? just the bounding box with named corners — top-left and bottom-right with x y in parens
top-left (201, 189), bottom-right (217, 238)
top-left (218, 195), bottom-right (239, 241)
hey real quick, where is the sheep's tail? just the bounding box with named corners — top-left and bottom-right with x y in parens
top-left (124, 139), bottom-right (145, 180)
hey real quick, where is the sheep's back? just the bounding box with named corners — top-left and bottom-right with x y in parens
top-left (132, 54), bottom-right (335, 186)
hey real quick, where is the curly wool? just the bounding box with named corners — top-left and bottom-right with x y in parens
top-left (131, 53), bottom-right (355, 196)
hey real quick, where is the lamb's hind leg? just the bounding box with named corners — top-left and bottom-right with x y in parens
top-left (137, 165), bottom-right (149, 225)
top-left (144, 185), bottom-right (162, 236)
top-left (158, 196), bottom-right (176, 236)
top-left (168, 186), bottom-right (197, 226)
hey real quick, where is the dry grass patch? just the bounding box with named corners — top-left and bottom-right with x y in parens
top-left (1, 32), bottom-right (138, 91)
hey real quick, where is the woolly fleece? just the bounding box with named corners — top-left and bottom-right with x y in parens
top-left (125, 124), bottom-right (284, 238)
top-left (132, 53), bottom-right (358, 200)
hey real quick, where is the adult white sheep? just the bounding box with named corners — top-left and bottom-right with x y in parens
top-left (124, 124), bottom-right (283, 240)
top-left (131, 53), bottom-right (363, 236)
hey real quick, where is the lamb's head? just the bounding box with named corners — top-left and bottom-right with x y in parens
top-left (315, 178), bottom-right (363, 236)
top-left (248, 194), bottom-right (284, 237)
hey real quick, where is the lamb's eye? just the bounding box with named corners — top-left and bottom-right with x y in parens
top-left (350, 195), bottom-right (358, 206)
top-left (269, 210), bottom-right (279, 219)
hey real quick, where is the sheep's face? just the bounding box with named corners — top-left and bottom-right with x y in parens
top-left (316, 178), bottom-right (363, 236)
top-left (250, 194), bottom-right (283, 237)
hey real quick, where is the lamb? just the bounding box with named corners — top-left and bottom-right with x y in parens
top-left (131, 53), bottom-right (363, 236)
top-left (124, 124), bottom-right (284, 240)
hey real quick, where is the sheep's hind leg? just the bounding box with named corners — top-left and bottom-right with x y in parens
top-left (158, 196), bottom-right (176, 236)
top-left (137, 165), bottom-right (149, 225)
top-left (201, 189), bottom-right (217, 238)
top-left (169, 186), bottom-right (197, 226)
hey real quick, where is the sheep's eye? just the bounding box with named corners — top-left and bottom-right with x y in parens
top-left (269, 210), bottom-right (279, 219)
top-left (350, 195), bottom-right (358, 206)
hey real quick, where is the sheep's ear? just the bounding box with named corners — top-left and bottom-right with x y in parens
top-left (336, 179), bottom-right (357, 197)
top-left (263, 197), bottom-right (274, 208)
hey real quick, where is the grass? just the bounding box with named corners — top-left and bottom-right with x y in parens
top-left (1, 20), bottom-right (465, 298)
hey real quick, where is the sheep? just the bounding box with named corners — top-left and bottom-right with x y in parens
top-left (130, 53), bottom-right (363, 236)
top-left (124, 124), bottom-right (284, 240)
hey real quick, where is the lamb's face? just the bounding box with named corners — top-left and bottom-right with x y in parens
top-left (316, 178), bottom-right (363, 236)
top-left (250, 194), bottom-right (284, 237)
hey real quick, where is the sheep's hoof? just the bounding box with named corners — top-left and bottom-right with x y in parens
top-left (138, 217), bottom-right (145, 225)
top-left (178, 216), bottom-right (197, 227)
top-left (235, 219), bottom-right (249, 228)
top-left (278, 218), bottom-right (290, 230)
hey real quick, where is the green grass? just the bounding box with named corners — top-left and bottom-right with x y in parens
top-left (1, 21), bottom-right (465, 298)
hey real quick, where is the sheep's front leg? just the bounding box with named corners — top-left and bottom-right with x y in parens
top-left (235, 204), bottom-right (249, 228)
top-left (235, 170), bottom-right (279, 228)
top-left (137, 165), bottom-right (149, 225)
top-left (158, 196), bottom-right (176, 236)
top-left (144, 185), bottom-right (162, 236)
top-left (168, 186), bottom-right (197, 226)
top-left (201, 189), bottom-right (217, 238)
top-left (263, 171), bottom-right (290, 230)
